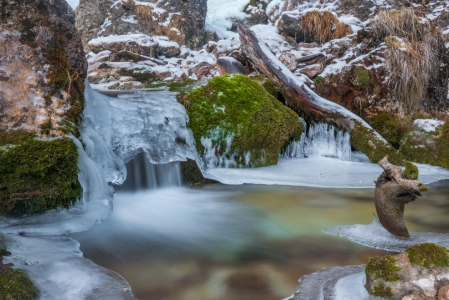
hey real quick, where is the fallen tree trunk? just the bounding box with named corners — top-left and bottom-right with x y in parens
top-left (296, 53), bottom-right (325, 65)
top-left (238, 25), bottom-right (404, 165)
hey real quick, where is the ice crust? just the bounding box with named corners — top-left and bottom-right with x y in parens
top-left (286, 264), bottom-right (371, 300)
top-left (323, 216), bottom-right (449, 252)
top-left (1, 233), bottom-right (135, 300)
top-left (206, 0), bottom-right (250, 39)
top-left (204, 156), bottom-right (449, 188)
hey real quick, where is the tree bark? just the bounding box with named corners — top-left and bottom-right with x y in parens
top-left (374, 156), bottom-right (429, 238)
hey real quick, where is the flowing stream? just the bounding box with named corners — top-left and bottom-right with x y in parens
top-left (3, 86), bottom-right (449, 300)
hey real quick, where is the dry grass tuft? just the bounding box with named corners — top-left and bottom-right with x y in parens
top-left (300, 11), bottom-right (353, 44)
top-left (135, 5), bottom-right (153, 24)
top-left (371, 8), bottom-right (444, 112)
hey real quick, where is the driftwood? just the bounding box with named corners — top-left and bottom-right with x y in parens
top-left (238, 25), bottom-right (353, 131)
top-left (374, 156), bottom-right (429, 238)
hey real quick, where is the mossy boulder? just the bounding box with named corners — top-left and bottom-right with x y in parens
top-left (0, 133), bottom-right (81, 217)
top-left (0, 270), bottom-right (37, 300)
top-left (365, 244), bottom-right (449, 299)
top-left (350, 121), bottom-right (405, 165)
top-left (179, 75), bottom-right (304, 167)
top-left (400, 119), bottom-right (449, 169)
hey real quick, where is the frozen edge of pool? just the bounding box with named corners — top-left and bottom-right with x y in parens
top-left (285, 264), bottom-right (373, 300)
top-left (204, 156), bottom-right (449, 188)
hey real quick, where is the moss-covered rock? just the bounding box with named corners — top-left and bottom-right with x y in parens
top-left (350, 121), bottom-right (405, 165)
top-left (400, 119), bottom-right (449, 169)
top-left (0, 270), bottom-right (37, 300)
top-left (369, 113), bottom-right (412, 150)
top-left (0, 135), bottom-right (81, 217)
top-left (404, 161), bottom-right (419, 180)
top-left (406, 243), bottom-right (449, 269)
top-left (365, 255), bottom-right (402, 282)
top-left (180, 75), bottom-right (304, 167)
top-left (180, 159), bottom-right (218, 186)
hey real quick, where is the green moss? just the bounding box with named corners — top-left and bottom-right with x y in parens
top-left (356, 67), bottom-right (372, 90)
top-left (0, 270), bottom-right (37, 300)
top-left (0, 129), bottom-right (35, 147)
top-left (331, 76), bottom-right (337, 83)
top-left (0, 248), bottom-right (7, 256)
top-left (39, 120), bottom-right (52, 136)
top-left (365, 255), bottom-right (402, 282)
top-left (404, 161), bottom-right (419, 180)
top-left (180, 75), bottom-right (304, 167)
top-left (180, 159), bottom-right (217, 186)
top-left (0, 137), bottom-right (81, 217)
top-left (369, 113), bottom-right (411, 150)
top-left (313, 76), bottom-right (325, 89)
top-left (350, 121), bottom-right (404, 165)
top-left (368, 283), bottom-right (394, 298)
top-left (406, 243), bottom-right (449, 269)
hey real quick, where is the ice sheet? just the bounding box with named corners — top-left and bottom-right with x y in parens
top-left (204, 156), bottom-right (449, 188)
top-left (1, 233), bottom-right (136, 300)
top-left (323, 216), bottom-right (449, 252)
top-left (287, 264), bottom-right (370, 300)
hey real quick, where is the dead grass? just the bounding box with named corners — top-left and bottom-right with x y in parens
top-left (300, 11), bottom-right (353, 44)
top-left (371, 8), bottom-right (443, 112)
top-left (135, 5), bottom-right (153, 24)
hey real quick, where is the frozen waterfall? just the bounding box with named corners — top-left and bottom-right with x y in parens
top-left (281, 122), bottom-right (352, 160)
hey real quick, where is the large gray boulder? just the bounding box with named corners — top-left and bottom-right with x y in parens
top-left (76, 0), bottom-right (207, 51)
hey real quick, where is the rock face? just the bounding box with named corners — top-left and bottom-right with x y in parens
top-left (76, 0), bottom-right (207, 51)
top-left (180, 75), bottom-right (304, 168)
top-left (216, 57), bottom-right (248, 75)
top-left (365, 243), bottom-right (449, 300)
top-left (0, 0), bottom-right (84, 216)
top-left (279, 52), bottom-right (297, 72)
top-left (0, 0), bottom-right (87, 136)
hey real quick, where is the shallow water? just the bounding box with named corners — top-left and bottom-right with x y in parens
top-left (70, 180), bottom-right (449, 300)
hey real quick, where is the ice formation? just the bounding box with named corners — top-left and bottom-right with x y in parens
top-left (285, 264), bottom-right (370, 300)
top-left (323, 216), bottom-right (449, 252)
top-left (206, 0), bottom-right (250, 39)
top-left (84, 82), bottom-right (195, 164)
top-left (281, 122), bottom-right (351, 160)
top-left (1, 233), bottom-right (135, 300)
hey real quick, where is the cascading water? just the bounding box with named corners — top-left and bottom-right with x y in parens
top-left (116, 152), bottom-right (182, 191)
top-left (281, 122), bottom-right (352, 160)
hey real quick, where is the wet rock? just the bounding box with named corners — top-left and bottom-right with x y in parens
top-left (300, 63), bottom-right (324, 79)
top-left (0, 0), bottom-right (87, 136)
top-left (365, 243), bottom-right (449, 300)
top-left (438, 285), bottom-right (449, 300)
top-left (279, 52), bottom-right (297, 72)
top-left (76, 0), bottom-right (207, 51)
top-left (297, 53), bottom-right (325, 65)
top-left (216, 57), bottom-right (248, 75)
top-left (0, 71), bottom-right (10, 82)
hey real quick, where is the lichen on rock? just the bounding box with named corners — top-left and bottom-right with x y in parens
top-left (179, 74), bottom-right (304, 168)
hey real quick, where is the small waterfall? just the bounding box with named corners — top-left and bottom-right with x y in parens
top-left (281, 122), bottom-right (351, 160)
top-left (116, 152), bottom-right (182, 191)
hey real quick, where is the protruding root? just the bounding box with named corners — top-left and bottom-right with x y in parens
top-left (375, 156), bottom-right (429, 238)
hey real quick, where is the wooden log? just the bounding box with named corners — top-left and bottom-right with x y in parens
top-left (238, 25), bottom-right (354, 131)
